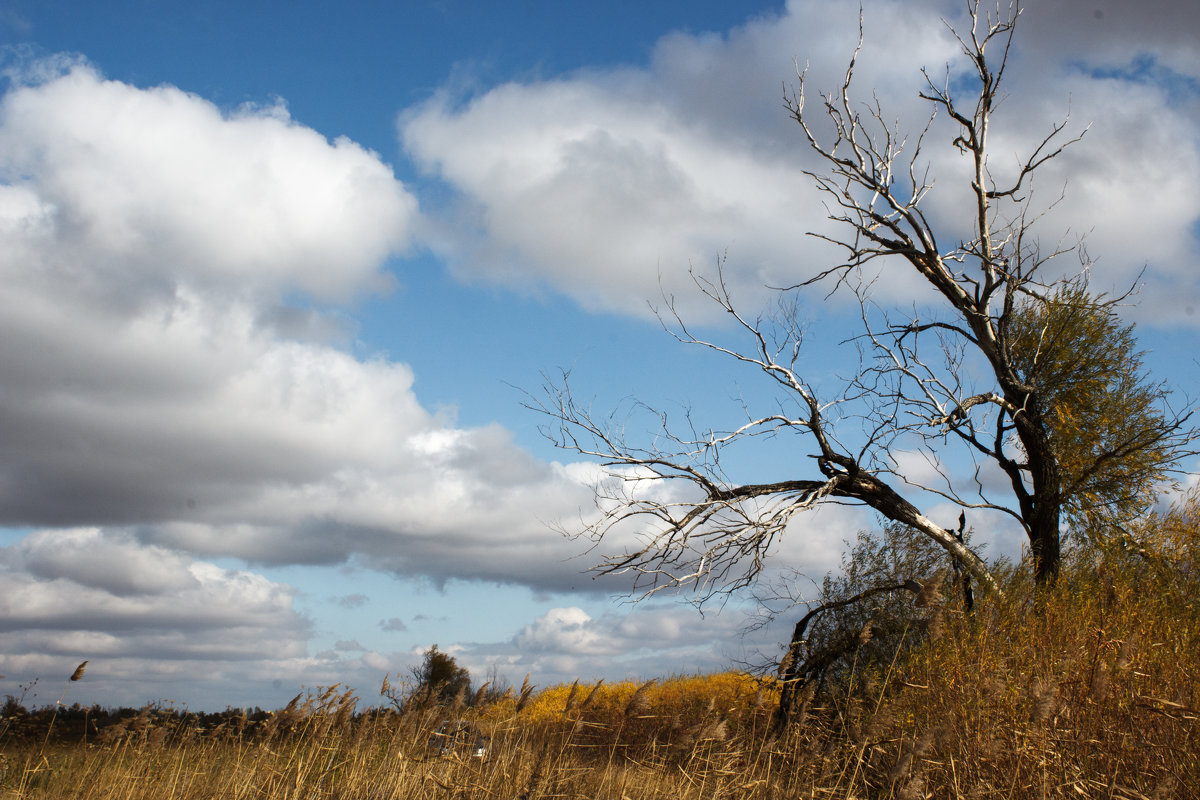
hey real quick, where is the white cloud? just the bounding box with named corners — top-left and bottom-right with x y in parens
top-left (0, 60), bottom-right (613, 594)
top-left (0, 530), bottom-right (312, 706)
top-left (0, 530), bottom-right (427, 709)
top-left (0, 536), bottom-right (301, 640)
top-left (404, 82), bottom-right (823, 317)
top-left (0, 64), bottom-right (415, 305)
top-left (14, 528), bottom-right (197, 596)
top-left (397, 1), bottom-right (962, 319)
top-left (456, 602), bottom-right (776, 688)
top-left (514, 607), bottom-right (608, 655)
top-left (401, 0), bottom-right (1200, 323)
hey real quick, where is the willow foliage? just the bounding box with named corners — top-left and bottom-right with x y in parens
top-left (1006, 282), bottom-right (1190, 539)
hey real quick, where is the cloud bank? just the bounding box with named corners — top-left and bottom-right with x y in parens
top-left (0, 63), bottom-right (608, 593)
top-left (2, 0), bottom-right (1197, 708)
top-left (401, 0), bottom-right (1200, 322)
top-left (0, 62), bottom-right (648, 707)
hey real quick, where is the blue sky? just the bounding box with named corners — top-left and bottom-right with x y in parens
top-left (1, 0), bottom-right (1198, 710)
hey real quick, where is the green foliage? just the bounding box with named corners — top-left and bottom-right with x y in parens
top-left (1006, 282), bottom-right (1190, 539)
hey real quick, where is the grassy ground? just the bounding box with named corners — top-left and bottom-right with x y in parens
top-left (3, 502), bottom-right (1198, 798)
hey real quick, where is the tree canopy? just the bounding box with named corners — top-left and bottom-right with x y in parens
top-left (1006, 283), bottom-right (1189, 540)
top-left (410, 644), bottom-right (472, 705)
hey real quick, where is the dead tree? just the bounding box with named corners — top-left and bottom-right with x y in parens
top-left (531, 1), bottom-right (1194, 605)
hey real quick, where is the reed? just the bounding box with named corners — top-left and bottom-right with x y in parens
top-left (3, 499), bottom-right (1199, 798)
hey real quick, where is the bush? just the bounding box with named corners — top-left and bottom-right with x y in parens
top-left (410, 644), bottom-right (472, 706)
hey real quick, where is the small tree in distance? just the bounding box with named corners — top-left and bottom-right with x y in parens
top-left (410, 645), bottom-right (471, 706)
top-left (532, 0), bottom-right (1195, 600)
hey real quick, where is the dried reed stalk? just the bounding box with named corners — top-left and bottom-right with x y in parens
top-left (915, 571), bottom-right (945, 608)
top-left (516, 674), bottom-right (534, 713)
top-left (579, 679), bottom-right (604, 710)
top-left (623, 680), bottom-right (655, 718)
top-left (563, 679), bottom-right (581, 713)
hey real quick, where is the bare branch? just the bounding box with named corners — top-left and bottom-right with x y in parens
top-left (533, 0), bottom-right (1195, 614)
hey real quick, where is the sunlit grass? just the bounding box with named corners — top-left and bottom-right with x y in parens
top-left (3, 499), bottom-right (1198, 798)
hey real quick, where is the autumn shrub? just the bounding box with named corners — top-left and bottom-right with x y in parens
top-left (479, 671), bottom-right (775, 763)
top-left (773, 520), bottom-right (970, 702)
top-left (763, 492), bottom-right (1200, 798)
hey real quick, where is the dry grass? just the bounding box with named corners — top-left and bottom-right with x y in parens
top-left (3, 502), bottom-right (1198, 798)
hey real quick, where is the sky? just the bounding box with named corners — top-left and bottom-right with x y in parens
top-left (0, 0), bottom-right (1198, 711)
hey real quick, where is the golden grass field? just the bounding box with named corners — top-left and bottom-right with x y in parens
top-left (3, 500), bottom-right (1198, 799)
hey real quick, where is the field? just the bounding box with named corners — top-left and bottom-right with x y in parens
top-left (3, 503), bottom-right (1198, 799)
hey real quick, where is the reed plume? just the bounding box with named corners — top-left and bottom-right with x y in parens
top-left (515, 674), bottom-right (534, 712)
top-left (623, 679), bottom-right (655, 718)
top-left (579, 679), bottom-right (604, 710)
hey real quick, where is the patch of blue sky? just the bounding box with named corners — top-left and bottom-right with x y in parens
top-left (1, 0), bottom-right (1195, 710)
top-left (1069, 53), bottom-right (1200, 105)
top-left (356, 247), bottom-right (858, 469)
top-left (0, 526), bottom-right (34, 545)
top-left (3, 1), bottom-right (785, 172)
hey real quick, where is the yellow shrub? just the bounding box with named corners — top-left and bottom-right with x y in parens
top-left (503, 671), bottom-right (776, 728)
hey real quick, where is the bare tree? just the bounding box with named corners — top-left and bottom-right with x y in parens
top-left (531, 1), bottom-right (1194, 599)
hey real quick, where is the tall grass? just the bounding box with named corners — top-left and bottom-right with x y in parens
top-left (3, 501), bottom-right (1197, 798)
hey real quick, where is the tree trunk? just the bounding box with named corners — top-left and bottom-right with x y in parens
top-left (1029, 503), bottom-right (1061, 585)
top-left (1005, 379), bottom-right (1064, 586)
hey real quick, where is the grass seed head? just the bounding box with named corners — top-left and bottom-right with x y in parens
top-left (915, 571), bottom-right (946, 608)
top-left (516, 674), bottom-right (534, 713)
top-left (579, 679), bottom-right (604, 710)
top-left (563, 679), bottom-right (580, 713)
top-left (623, 680), bottom-right (655, 718)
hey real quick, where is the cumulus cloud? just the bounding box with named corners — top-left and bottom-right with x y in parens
top-left (454, 603), bottom-right (773, 687)
top-left (404, 80), bottom-right (820, 317)
top-left (401, 0), bottom-right (1200, 323)
top-left (0, 64), bottom-right (414, 305)
top-left (514, 607), bottom-right (608, 655)
top-left (0, 59), bottom-right (610, 594)
top-left (0, 529), bottom-right (302, 637)
top-left (0, 528), bottom-right (321, 706)
top-left (13, 528), bottom-right (196, 597)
